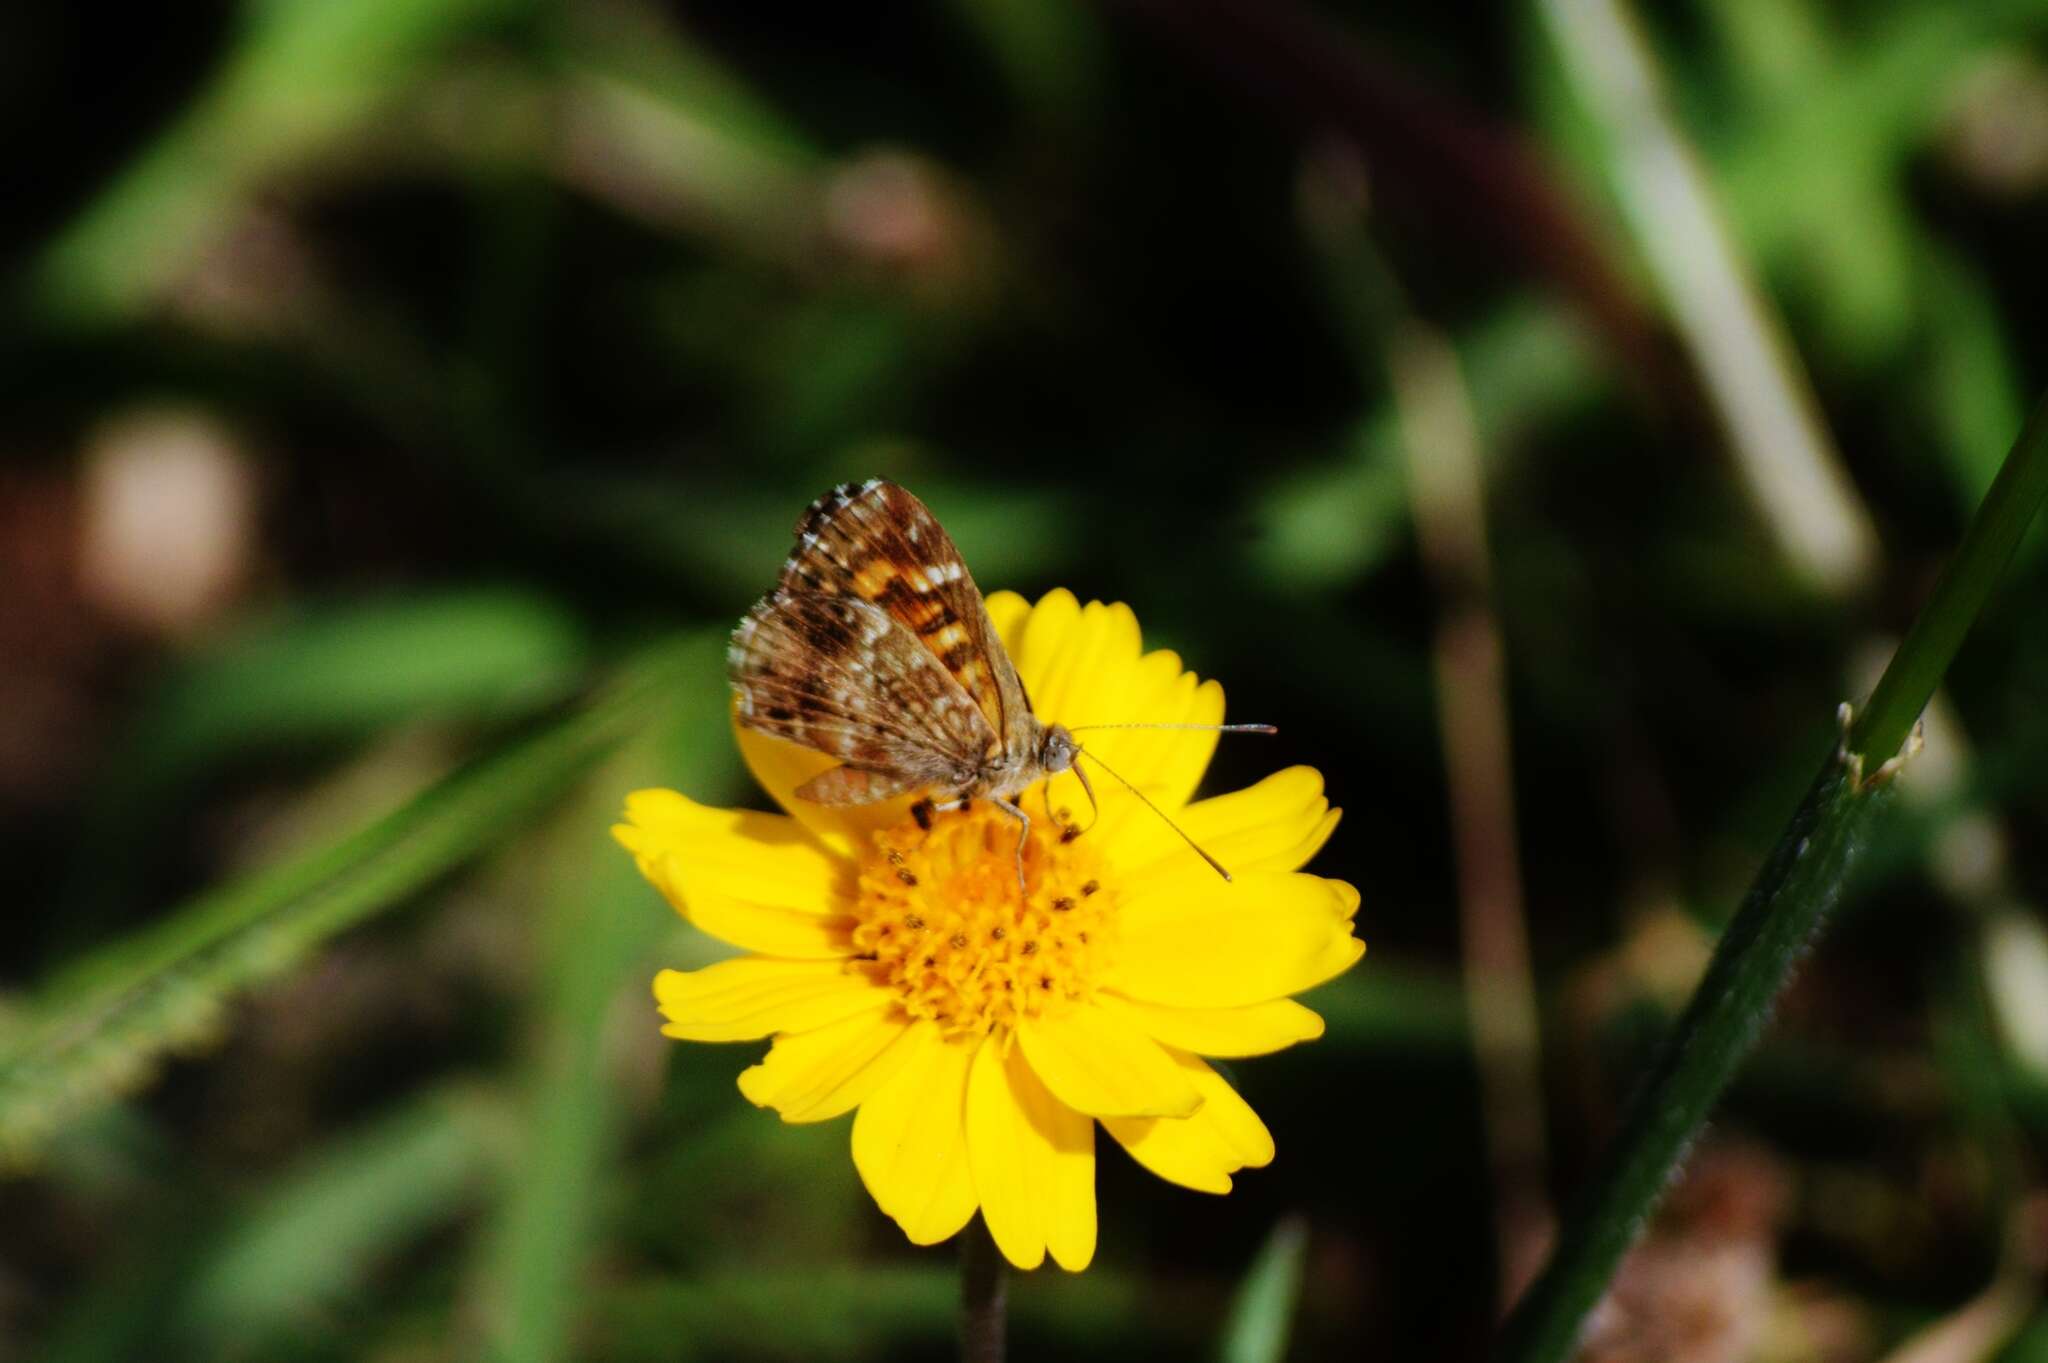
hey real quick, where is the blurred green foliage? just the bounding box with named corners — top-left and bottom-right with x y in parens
top-left (3, 0), bottom-right (2048, 1358)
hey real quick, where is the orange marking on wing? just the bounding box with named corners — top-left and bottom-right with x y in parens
top-left (853, 562), bottom-right (900, 596)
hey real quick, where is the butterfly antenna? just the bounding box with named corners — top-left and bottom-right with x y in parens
top-left (1074, 749), bottom-right (1233, 882)
top-left (1067, 722), bottom-right (1278, 734)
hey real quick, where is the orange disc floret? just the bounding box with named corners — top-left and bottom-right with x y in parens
top-left (849, 806), bottom-right (1116, 1040)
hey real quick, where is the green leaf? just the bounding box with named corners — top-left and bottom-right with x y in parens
top-left (32, 0), bottom-right (529, 323)
top-left (175, 1085), bottom-right (513, 1349)
top-left (97, 588), bottom-right (584, 809)
top-left (35, 1086), bottom-right (513, 1363)
top-left (1219, 1216), bottom-right (1309, 1363)
top-left (134, 589), bottom-right (585, 767)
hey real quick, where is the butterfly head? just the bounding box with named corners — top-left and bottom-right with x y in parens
top-left (1037, 723), bottom-right (1080, 777)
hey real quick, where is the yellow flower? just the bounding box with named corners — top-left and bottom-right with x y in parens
top-left (614, 588), bottom-right (1362, 1271)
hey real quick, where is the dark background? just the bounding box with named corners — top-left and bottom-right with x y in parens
top-left (4, 1), bottom-right (2048, 1359)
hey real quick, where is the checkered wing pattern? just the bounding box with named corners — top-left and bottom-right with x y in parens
top-left (774, 480), bottom-right (1034, 754)
top-left (729, 589), bottom-right (994, 802)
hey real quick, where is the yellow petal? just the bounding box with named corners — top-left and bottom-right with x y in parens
top-left (966, 1035), bottom-right (1097, 1272)
top-left (731, 714), bottom-right (925, 854)
top-left (851, 1023), bottom-right (978, 1245)
top-left (1101, 993), bottom-right (1325, 1058)
top-left (614, 790), bottom-right (855, 957)
top-left (1105, 872), bottom-right (1364, 1008)
top-left (1015, 1003), bottom-right (1203, 1118)
top-left (1013, 589), bottom-right (1139, 724)
top-left (1005, 589), bottom-right (1225, 836)
top-left (1115, 766), bottom-right (1341, 882)
top-left (1042, 1113), bottom-right (1097, 1271)
top-left (1102, 1052), bottom-right (1274, 1194)
top-left (736, 1010), bottom-right (916, 1123)
top-left (617, 789), bottom-right (845, 902)
top-left (653, 958), bottom-right (889, 1042)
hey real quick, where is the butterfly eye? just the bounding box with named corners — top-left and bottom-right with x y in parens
top-left (1040, 726), bottom-right (1079, 771)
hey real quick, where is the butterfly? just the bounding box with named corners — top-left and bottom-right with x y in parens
top-left (727, 479), bottom-right (1269, 886)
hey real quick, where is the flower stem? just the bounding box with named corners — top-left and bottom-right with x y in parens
top-left (960, 1216), bottom-right (1007, 1363)
top-left (1494, 390), bottom-right (2048, 1363)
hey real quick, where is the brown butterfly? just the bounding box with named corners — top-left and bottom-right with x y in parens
top-left (728, 480), bottom-right (1271, 887)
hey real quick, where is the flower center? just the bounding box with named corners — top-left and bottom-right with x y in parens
top-left (849, 802), bottom-right (1116, 1041)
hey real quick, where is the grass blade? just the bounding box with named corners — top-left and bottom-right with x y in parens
top-left (0, 641), bottom-right (695, 1163)
top-left (472, 815), bottom-right (669, 1362)
top-left (470, 636), bottom-right (729, 1362)
top-left (1219, 1216), bottom-right (1309, 1363)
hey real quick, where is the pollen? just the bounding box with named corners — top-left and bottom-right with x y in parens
top-left (849, 803), bottom-right (1116, 1040)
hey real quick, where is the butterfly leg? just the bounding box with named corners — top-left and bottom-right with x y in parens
top-left (912, 795), bottom-right (972, 832)
top-left (991, 796), bottom-right (1031, 893)
top-left (1040, 783), bottom-right (1077, 842)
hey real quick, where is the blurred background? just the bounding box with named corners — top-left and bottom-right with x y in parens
top-left (4, 0), bottom-right (2048, 1359)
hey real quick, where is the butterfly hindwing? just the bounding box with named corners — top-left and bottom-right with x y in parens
top-left (777, 480), bottom-right (1034, 754)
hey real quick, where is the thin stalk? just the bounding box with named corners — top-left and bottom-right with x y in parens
top-left (1494, 390), bottom-right (2048, 1363)
top-left (1390, 319), bottom-right (1553, 1303)
top-left (960, 1216), bottom-right (1006, 1363)
top-left (1855, 395), bottom-right (2048, 765)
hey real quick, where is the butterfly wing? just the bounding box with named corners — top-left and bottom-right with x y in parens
top-left (729, 590), bottom-right (995, 801)
top-left (777, 480), bottom-right (1037, 756)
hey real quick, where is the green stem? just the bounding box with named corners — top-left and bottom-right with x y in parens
top-left (960, 1217), bottom-right (1007, 1363)
top-left (1854, 394), bottom-right (2048, 764)
top-left (1494, 390), bottom-right (2048, 1363)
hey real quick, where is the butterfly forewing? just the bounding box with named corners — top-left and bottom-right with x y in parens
top-left (729, 588), bottom-right (993, 798)
top-left (775, 480), bottom-right (1034, 753)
